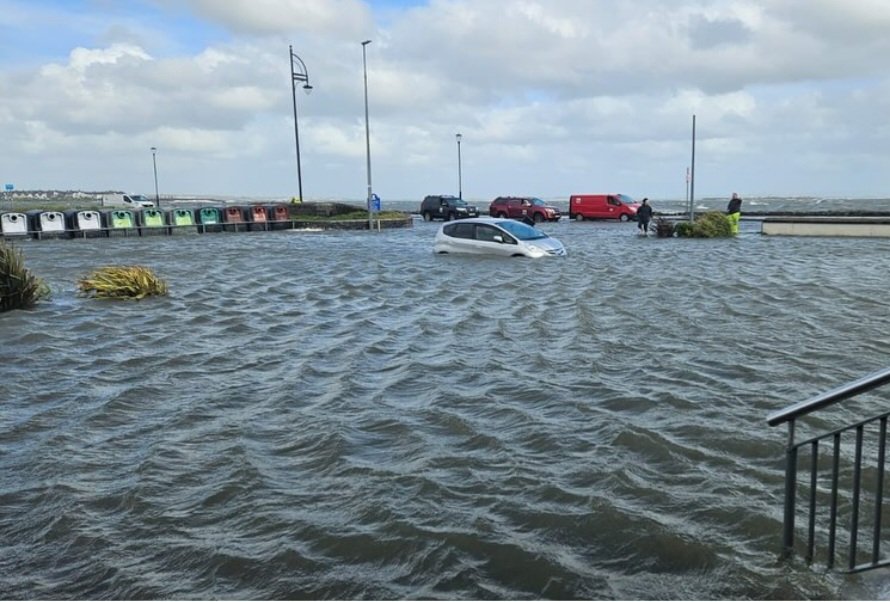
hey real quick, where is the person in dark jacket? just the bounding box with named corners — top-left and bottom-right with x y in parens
top-left (636, 198), bottom-right (653, 235)
top-left (727, 192), bottom-right (742, 235)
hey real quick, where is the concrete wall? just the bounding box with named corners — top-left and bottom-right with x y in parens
top-left (762, 217), bottom-right (890, 237)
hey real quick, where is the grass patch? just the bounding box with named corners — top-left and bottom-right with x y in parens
top-left (0, 240), bottom-right (50, 312)
top-left (78, 265), bottom-right (168, 300)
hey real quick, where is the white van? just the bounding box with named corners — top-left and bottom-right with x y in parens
top-left (101, 193), bottom-right (156, 208)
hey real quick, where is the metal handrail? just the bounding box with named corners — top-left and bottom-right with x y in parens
top-left (768, 364), bottom-right (890, 570)
top-left (767, 365), bottom-right (890, 427)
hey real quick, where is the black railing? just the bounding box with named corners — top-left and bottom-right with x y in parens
top-left (768, 366), bottom-right (890, 572)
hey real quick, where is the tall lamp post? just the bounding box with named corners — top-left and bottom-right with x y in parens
top-left (290, 45), bottom-right (313, 203)
top-left (362, 40), bottom-right (374, 231)
top-left (150, 146), bottom-right (159, 207)
top-left (455, 133), bottom-right (463, 200)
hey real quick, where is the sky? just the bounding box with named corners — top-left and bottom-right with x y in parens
top-left (0, 0), bottom-right (888, 202)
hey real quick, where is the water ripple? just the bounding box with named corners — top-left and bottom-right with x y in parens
top-left (1, 223), bottom-right (888, 599)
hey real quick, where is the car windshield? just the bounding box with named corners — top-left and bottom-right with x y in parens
top-left (452, 199), bottom-right (468, 206)
top-left (530, 198), bottom-right (547, 206)
top-left (497, 220), bottom-right (548, 241)
top-left (617, 194), bottom-right (637, 204)
top-left (131, 195), bottom-right (151, 203)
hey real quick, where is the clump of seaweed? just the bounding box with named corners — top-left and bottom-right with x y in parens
top-left (0, 240), bottom-right (50, 312)
top-left (675, 211), bottom-right (733, 238)
top-left (78, 265), bottom-right (168, 300)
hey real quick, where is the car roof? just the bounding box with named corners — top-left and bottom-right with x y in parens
top-left (438, 217), bottom-right (512, 227)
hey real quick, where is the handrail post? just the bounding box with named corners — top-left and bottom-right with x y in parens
top-left (782, 419), bottom-right (797, 558)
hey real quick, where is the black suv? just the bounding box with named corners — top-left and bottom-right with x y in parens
top-left (420, 195), bottom-right (479, 221)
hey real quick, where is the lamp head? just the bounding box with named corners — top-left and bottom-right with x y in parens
top-left (303, 83), bottom-right (313, 95)
top-left (455, 133), bottom-right (462, 143)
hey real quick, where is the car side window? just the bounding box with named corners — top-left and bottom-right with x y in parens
top-left (474, 225), bottom-right (502, 242)
top-left (448, 222), bottom-right (475, 239)
top-left (608, 196), bottom-right (620, 206)
top-left (475, 225), bottom-right (515, 243)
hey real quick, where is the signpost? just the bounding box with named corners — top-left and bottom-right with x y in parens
top-left (2, 184), bottom-right (12, 211)
top-left (370, 193), bottom-right (381, 231)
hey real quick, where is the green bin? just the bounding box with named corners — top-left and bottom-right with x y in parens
top-left (105, 210), bottom-right (135, 230)
top-left (196, 207), bottom-right (222, 233)
top-left (140, 209), bottom-right (166, 228)
top-left (170, 208), bottom-right (195, 227)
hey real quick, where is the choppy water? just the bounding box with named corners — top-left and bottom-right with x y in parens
top-left (3, 218), bottom-right (890, 599)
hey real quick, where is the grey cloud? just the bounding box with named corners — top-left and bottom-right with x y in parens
top-left (687, 15), bottom-right (751, 50)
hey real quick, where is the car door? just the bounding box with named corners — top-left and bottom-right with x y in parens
top-left (474, 224), bottom-right (515, 256)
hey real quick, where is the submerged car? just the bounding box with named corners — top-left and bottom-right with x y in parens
top-left (433, 217), bottom-right (566, 258)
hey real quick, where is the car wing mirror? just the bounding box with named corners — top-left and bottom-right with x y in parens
top-left (492, 235), bottom-right (504, 243)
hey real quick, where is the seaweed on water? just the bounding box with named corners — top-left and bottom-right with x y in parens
top-left (675, 211), bottom-right (733, 238)
top-left (78, 265), bottom-right (168, 300)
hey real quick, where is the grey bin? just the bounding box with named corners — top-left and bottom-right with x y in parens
top-left (27, 211), bottom-right (69, 239)
top-left (65, 210), bottom-right (104, 238)
top-left (0, 212), bottom-right (29, 237)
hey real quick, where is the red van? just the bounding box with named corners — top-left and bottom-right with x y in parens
top-left (569, 194), bottom-right (640, 221)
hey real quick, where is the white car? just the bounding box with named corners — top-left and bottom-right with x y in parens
top-left (433, 217), bottom-right (566, 258)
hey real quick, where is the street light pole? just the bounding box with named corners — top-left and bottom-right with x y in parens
top-left (455, 133), bottom-right (462, 200)
top-left (290, 45), bottom-right (313, 203)
top-left (150, 146), bottom-right (159, 208)
top-left (362, 40), bottom-right (374, 231)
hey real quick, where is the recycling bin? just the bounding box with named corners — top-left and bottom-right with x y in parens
top-left (195, 207), bottom-right (222, 233)
top-left (0, 212), bottom-right (29, 237)
top-left (267, 204), bottom-right (291, 230)
top-left (246, 205), bottom-right (268, 231)
top-left (169, 208), bottom-right (195, 227)
top-left (103, 210), bottom-right (137, 236)
top-left (221, 206), bottom-right (246, 232)
top-left (65, 210), bottom-right (104, 238)
top-left (27, 211), bottom-right (68, 239)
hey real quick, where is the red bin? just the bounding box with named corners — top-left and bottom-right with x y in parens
top-left (267, 204), bottom-right (290, 230)
top-left (221, 206), bottom-right (245, 232)
top-left (247, 205), bottom-right (268, 231)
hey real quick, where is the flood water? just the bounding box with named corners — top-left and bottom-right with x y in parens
top-left (3, 218), bottom-right (890, 599)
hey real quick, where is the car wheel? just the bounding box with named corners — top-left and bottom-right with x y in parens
top-left (620, 214), bottom-right (629, 222)
top-left (423, 211), bottom-right (432, 222)
top-left (533, 213), bottom-right (544, 223)
top-left (446, 212), bottom-right (455, 221)
top-left (497, 212), bottom-right (507, 219)
top-left (575, 214), bottom-right (584, 221)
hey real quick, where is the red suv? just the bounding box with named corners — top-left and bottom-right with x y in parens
top-left (488, 196), bottom-right (561, 223)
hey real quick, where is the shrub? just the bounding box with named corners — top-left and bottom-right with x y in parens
top-left (0, 240), bottom-right (50, 312)
top-left (78, 265), bottom-right (168, 300)
top-left (675, 211), bottom-right (733, 238)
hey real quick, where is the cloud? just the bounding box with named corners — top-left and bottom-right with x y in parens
top-left (0, 0), bottom-right (888, 198)
top-left (175, 0), bottom-right (373, 38)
